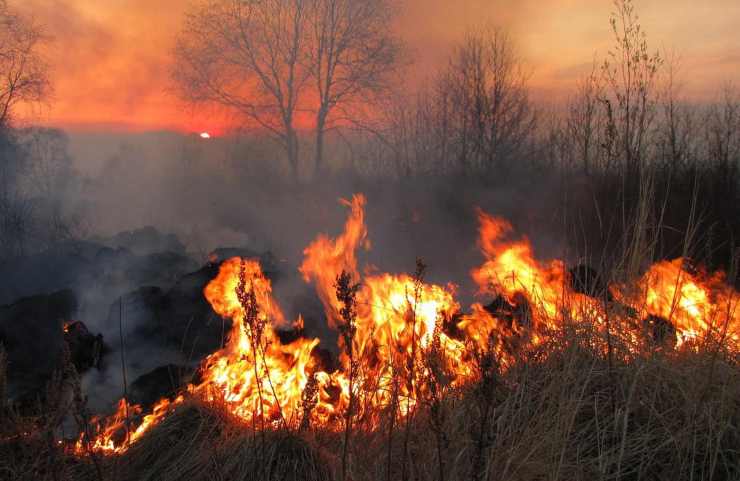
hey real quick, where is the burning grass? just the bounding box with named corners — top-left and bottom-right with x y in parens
top-left (65, 339), bottom-right (739, 481)
top-left (2, 193), bottom-right (739, 480)
top-left (68, 398), bottom-right (332, 481)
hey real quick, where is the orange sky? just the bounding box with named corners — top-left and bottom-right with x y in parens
top-left (16, 0), bottom-right (740, 133)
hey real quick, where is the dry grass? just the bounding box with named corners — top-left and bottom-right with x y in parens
top-left (69, 399), bottom-right (332, 481)
top-left (56, 327), bottom-right (739, 481)
top-left (1, 312), bottom-right (738, 481)
top-left (336, 330), bottom-right (740, 481)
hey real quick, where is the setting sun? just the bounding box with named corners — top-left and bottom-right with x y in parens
top-left (200, 132), bottom-right (211, 139)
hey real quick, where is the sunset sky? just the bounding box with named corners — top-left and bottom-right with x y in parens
top-left (17, 0), bottom-right (740, 133)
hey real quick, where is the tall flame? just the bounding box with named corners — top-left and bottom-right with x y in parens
top-left (300, 194), bottom-right (369, 328)
top-left (198, 258), bottom-right (320, 425)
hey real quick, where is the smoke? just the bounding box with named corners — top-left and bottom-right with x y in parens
top-left (79, 167), bottom-right (563, 411)
top-left (0, 119), bottom-right (576, 414)
top-left (63, 128), bottom-right (569, 314)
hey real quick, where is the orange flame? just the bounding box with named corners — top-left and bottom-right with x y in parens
top-left (300, 194), bottom-right (369, 328)
top-left (75, 197), bottom-right (739, 455)
top-left (617, 259), bottom-right (740, 348)
top-left (75, 396), bottom-right (183, 455)
top-left (198, 258), bottom-right (320, 425)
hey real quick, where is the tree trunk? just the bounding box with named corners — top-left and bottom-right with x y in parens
top-left (314, 110), bottom-right (328, 178)
top-left (287, 129), bottom-right (300, 181)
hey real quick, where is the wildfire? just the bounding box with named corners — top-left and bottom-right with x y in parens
top-left (75, 396), bottom-right (184, 455)
top-left (617, 259), bottom-right (740, 348)
top-left (300, 194), bottom-right (369, 328)
top-left (198, 258), bottom-right (320, 426)
top-left (74, 195), bottom-right (740, 456)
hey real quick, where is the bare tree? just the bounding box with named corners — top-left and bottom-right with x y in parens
top-left (381, 88), bottom-right (443, 177)
top-left (367, 28), bottom-right (535, 178)
top-left (655, 52), bottom-right (695, 172)
top-left (704, 84), bottom-right (740, 191)
top-left (0, 1), bottom-right (50, 260)
top-left (438, 28), bottom-right (536, 176)
top-left (565, 63), bottom-right (604, 175)
top-left (306, 0), bottom-right (402, 175)
top-left (19, 127), bottom-right (73, 199)
top-left (173, 0), bottom-right (403, 180)
top-left (0, 0), bottom-right (49, 129)
top-left (173, 0), bottom-right (309, 179)
top-left (600, 0), bottom-right (662, 174)
top-left (19, 127), bottom-right (80, 246)
top-left (0, 0), bottom-right (49, 188)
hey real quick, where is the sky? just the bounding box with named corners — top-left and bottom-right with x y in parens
top-left (16, 0), bottom-right (740, 133)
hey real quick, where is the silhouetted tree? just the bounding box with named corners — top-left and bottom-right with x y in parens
top-left (0, 2), bottom-right (51, 260)
top-left (565, 63), bottom-right (603, 175)
top-left (655, 53), bottom-right (695, 172)
top-left (437, 28), bottom-right (536, 176)
top-left (600, 0), bottom-right (662, 174)
top-left (173, 0), bottom-right (309, 179)
top-left (0, 0), bottom-right (49, 129)
top-left (173, 0), bottom-right (403, 181)
top-left (306, 0), bottom-right (403, 175)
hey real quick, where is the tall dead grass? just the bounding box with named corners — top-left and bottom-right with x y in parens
top-left (58, 321), bottom-right (739, 481)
